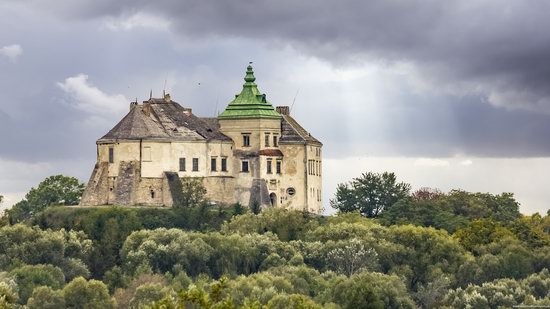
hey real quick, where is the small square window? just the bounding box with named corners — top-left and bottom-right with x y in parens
top-left (179, 158), bottom-right (186, 171)
top-left (242, 161), bottom-right (249, 173)
top-left (192, 158), bottom-right (199, 171)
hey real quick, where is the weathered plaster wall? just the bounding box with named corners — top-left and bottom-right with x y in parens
top-left (83, 117), bottom-right (322, 212)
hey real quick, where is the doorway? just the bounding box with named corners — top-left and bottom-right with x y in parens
top-left (269, 193), bottom-right (277, 207)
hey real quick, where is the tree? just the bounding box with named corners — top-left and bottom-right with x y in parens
top-left (7, 175), bottom-right (85, 223)
top-left (26, 286), bottom-right (65, 309)
top-left (379, 197), bottom-right (469, 233)
top-left (250, 200), bottom-right (261, 215)
top-left (10, 264), bottom-right (65, 304)
top-left (330, 172), bottom-right (411, 217)
top-left (0, 224), bottom-right (92, 279)
top-left (442, 269), bottom-right (550, 308)
top-left (177, 177), bottom-right (208, 208)
top-left (326, 238), bottom-right (379, 276)
top-left (27, 277), bottom-right (116, 309)
top-left (330, 271), bottom-right (417, 309)
top-left (0, 280), bottom-right (19, 308)
top-left (267, 294), bottom-right (322, 309)
top-left (62, 277), bottom-right (116, 309)
top-left (412, 187), bottom-right (443, 201)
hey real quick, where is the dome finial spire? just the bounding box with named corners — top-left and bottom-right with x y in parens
top-left (244, 62), bottom-right (256, 83)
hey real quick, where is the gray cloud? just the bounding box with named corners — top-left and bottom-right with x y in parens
top-left (22, 0), bottom-right (550, 113)
top-left (2, 0), bottom-right (550, 164)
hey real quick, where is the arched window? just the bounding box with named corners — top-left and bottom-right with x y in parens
top-left (269, 193), bottom-right (277, 207)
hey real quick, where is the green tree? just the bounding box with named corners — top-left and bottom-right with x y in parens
top-left (223, 208), bottom-right (317, 241)
top-left (10, 264), bottom-right (65, 304)
top-left (62, 277), bottom-right (116, 309)
top-left (330, 271), bottom-right (417, 309)
top-left (266, 294), bottom-right (322, 309)
top-left (442, 269), bottom-right (550, 308)
top-left (178, 177), bottom-right (208, 208)
top-left (0, 279), bottom-right (19, 308)
top-left (330, 172), bottom-right (411, 217)
top-left (250, 200), bottom-right (261, 215)
top-left (326, 238), bottom-right (379, 276)
top-left (8, 175), bottom-right (85, 223)
top-left (379, 197), bottom-right (469, 233)
top-left (0, 224), bottom-right (92, 277)
top-left (128, 283), bottom-right (167, 308)
top-left (26, 286), bottom-right (65, 309)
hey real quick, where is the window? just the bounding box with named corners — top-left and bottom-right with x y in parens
top-left (211, 157), bottom-right (217, 172)
top-left (143, 146), bottom-right (151, 161)
top-left (241, 160), bottom-right (249, 173)
top-left (287, 187), bottom-right (296, 196)
top-left (273, 134), bottom-right (278, 147)
top-left (276, 159), bottom-right (282, 174)
top-left (179, 158), bottom-right (186, 171)
top-left (265, 133), bottom-right (270, 147)
top-left (221, 157), bottom-right (227, 172)
top-left (242, 134), bottom-right (250, 147)
top-left (267, 158), bottom-right (272, 174)
top-left (192, 158), bottom-right (199, 171)
top-left (108, 147), bottom-right (114, 163)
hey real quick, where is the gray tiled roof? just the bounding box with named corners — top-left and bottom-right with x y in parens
top-left (98, 99), bottom-right (231, 143)
top-left (98, 105), bottom-right (169, 141)
top-left (279, 115), bottom-right (322, 145)
top-left (98, 98), bottom-right (320, 146)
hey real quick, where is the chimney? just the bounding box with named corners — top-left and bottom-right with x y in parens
top-left (130, 101), bottom-right (138, 110)
top-left (143, 103), bottom-right (151, 116)
top-left (276, 106), bottom-right (289, 115)
top-left (164, 93), bottom-right (171, 102)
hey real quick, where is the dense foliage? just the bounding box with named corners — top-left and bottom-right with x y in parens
top-left (330, 172), bottom-right (411, 217)
top-left (0, 173), bottom-right (549, 308)
top-left (6, 175), bottom-right (85, 223)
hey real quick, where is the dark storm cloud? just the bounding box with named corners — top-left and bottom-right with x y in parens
top-left (2, 0), bottom-right (550, 162)
top-left (27, 0), bottom-right (550, 112)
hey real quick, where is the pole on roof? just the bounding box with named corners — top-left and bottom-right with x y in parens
top-left (290, 88), bottom-right (300, 114)
top-left (149, 89), bottom-right (152, 99)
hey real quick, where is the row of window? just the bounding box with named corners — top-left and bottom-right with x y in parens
top-left (310, 187), bottom-right (322, 202)
top-left (179, 157), bottom-right (228, 172)
top-left (266, 158), bottom-right (282, 174)
top-left (242, 133), bottom-right (279, 147)
top-left (307, 160), bottom-right (322, 176)
top-left (108, 148), bottom-right (283, 175)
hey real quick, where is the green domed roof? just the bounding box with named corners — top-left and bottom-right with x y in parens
top-left (218, 64), bottom-right (281, 119)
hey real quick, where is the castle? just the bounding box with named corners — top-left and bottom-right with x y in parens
top-left (80, 65), bottom-right (323, 213)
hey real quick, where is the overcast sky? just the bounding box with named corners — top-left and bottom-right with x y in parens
top-left (1, 0), bottom-right (549, 214)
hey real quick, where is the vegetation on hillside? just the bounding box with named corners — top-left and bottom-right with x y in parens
top-left (0, 173), bottom-right (549, 308)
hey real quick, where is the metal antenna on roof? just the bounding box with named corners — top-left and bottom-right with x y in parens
top-left (290, 88), bottom-right (300, 113)
top-left (214, 89), bottom-right (220, 116)
top-left (163, 79), bottom-right (167, 97)
top-left (149, 89), bottom-right (152, 99)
